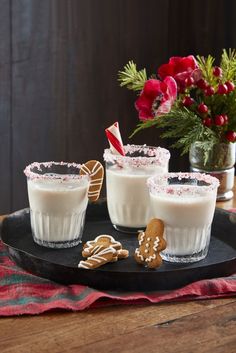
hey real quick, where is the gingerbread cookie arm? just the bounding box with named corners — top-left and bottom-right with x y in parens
top-left (134, 231), bottom-right (146, 264)
top-left (117, 249), bottom-right (129, 259)
top-left (80, 160), bottom-right (104, 202)
top-left (157, 237), bottom-right (167, 252)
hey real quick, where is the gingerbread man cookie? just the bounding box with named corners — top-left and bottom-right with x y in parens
top-left (78, 246), bottom-right (117, 269)
top-left (134, 219), bottom-right (166, 269)
top-left (80, 160), bottom-right (104, 202)
top-left (82, 235), bottom-right (129, 260)
top-left (82, 235), bottom-right (121, 256)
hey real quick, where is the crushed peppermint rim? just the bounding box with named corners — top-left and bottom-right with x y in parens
top-left (24, 161), bottom-right (89, 181)
top-left (103, 144), bottom-right (170, 167)
top-left (147, 172), bottom-right (220, 196)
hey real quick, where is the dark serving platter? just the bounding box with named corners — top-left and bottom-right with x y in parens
top-left (1, 201), bottom-right (236, 291)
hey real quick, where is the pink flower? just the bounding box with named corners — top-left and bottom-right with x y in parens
top-left (158, 56), bottom-right (198, 89)
top-left (135, 77), bottom-right (177, 120)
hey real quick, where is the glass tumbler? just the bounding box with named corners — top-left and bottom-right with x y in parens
top-left (24, 161), bottom-right (90, 248)
top-left (103, 144), bottom-right (170, 233)
top-left (147, 172), bottom-right (219, 263)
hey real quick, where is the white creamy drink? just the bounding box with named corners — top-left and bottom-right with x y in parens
top-left (148, 173), bottom-right (219, 263)
top-left (106, 166), bottom-right (165, 228)
top-left (28, 179), bottom-right (89, 243)
top-left (24, 162), bottom-right (90, 248)
top-left (104, 145), bottom-right (170, 232)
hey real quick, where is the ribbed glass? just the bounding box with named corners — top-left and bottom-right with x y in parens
top-left (162, 224), bottom-right (211, 263)
top-left (104, 144), bottom-right (170, 233)
top-left (31, 210), bottom-right (86, 248)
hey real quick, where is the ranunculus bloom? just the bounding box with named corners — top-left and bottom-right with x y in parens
top-left (158, 56), bottom-right (198, 89)
top-left (135, 77), bottom-right (177, 120)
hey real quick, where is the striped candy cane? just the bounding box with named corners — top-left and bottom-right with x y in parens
top-left (105, 122), bottom-right (125, 156)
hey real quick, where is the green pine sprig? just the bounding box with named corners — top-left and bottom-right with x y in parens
top-left (196, 55), bottom-right (215, 85)
top-left (220, 48), bottom-right (236, 82)
top-left (118, 61), bottom-right (147, 91)
top-left (131, 106), bottom-right (219, 155)
top-left (226, 89), bottom-right (236, 130)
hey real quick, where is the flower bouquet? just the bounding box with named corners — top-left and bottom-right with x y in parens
top-left (118, 50), bottom-right (236, 169)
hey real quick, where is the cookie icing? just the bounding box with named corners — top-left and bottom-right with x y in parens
top-left (134, 218), bottom-right (166, 269)
top-left (78, 247), bottom-right (116, 269)
top-left (84, 235), bottom-right (122, 252)
top-left (80, 160), bottom-right (104, 201)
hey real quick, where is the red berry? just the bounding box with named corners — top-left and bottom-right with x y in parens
top-left (225, 130), bottom-right (236, 142)
top-left (203, 117), bottom-right (212, 127)
top-left (182, 96), bottom-right (194, 107)
top-left (185, 76), bottom-right (195, 87)
top-left (214, 115), bottom-right (225, 126)
top-left (221, 114), bottom-right (229, 124)
top-left (204, 86), bottom-right (215, 96)
top-left (196, 79), bottom-right (208, 89)
top-left (225, 81), bottom-right (235, 92)
top-left (217, 84), bottom-right (228, 95)
top-left (198, 103), bottom-right (208, 114)
top-left (213, 66), bottom-right (223, 77)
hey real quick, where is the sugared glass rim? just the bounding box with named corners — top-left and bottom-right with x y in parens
top-left (103, 144), bottom-right (170, 167)
top-left (24, 161), bottom-right (89, 181)
top-left (147, 172), bottom-right (220, 195)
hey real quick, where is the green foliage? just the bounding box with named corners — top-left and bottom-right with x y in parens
top-left (190, 141), bottom-right (234, 169)
top-left (220, 49), bottom-right (236, 82)
top-left (224, 89), bottom-right (236, 130)
top-left (119, 50), bottom-right (236, 155)
top-left (118, 61), bottom-right (147, 91)
top-left (196, 55), bottom-right (215, 85)
top-left (197, 49), bottom-right (236, 84)
top-left (197, 141), bottom-right (219, 166)
top-left (132, 106), bottom-right (219, 155)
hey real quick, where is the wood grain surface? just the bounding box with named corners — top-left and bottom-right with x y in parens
top-left (1, 0), bottom-right (236, 213)
top-left (0, 299), bottom-right (235, 353)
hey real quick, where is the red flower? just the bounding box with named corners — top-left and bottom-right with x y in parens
top-left (135, 77), bottom-right (177, 120)
top-left (158, 56), bottom-right (198, 89)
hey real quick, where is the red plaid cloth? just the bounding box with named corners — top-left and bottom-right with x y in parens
top-left (0, 238), bottom-right (236, 316)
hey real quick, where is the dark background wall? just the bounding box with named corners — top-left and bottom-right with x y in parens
top-left (0, 0), bottom-right (236, 213)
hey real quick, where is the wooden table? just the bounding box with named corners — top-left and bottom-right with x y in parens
top-left (0, 182), bottom-right (236, 353)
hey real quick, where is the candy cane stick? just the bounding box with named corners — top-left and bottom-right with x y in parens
top-left (105, 122), bottom-right (125, 156)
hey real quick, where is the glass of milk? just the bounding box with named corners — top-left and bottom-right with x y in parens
top-left (147, 172), bottom-right (219, 263)
top-left (103, 144), bottom-right (170, 233)
top-left (24, 162), bottom-right (90, 248)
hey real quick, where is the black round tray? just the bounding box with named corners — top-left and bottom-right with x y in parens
top-left (1, 202), bottom-right (236, 291)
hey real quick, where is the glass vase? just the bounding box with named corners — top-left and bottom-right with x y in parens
top-left (189, 142), bottom-right (235, 201)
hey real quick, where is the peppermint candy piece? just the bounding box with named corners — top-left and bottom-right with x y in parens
top-left (105, 121), bottom-right (125, 156)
